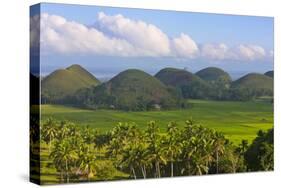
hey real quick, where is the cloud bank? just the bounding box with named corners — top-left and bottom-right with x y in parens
top-left (31, 12), bottom-right (273, 62)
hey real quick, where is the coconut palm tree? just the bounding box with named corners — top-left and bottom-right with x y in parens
top-left (42, 118), bottom-right (57, 152)
top-left (78, 144), bottom-right (97, 181)
top-left (50, 139), bottom-right (78, 183)
top-left (136, 143), bottom-right (150, 179)
top-left (119, 143), bottom-right (140, 179)
top-left (164, 122), bottom-right (181, 177)
top-left (56, 121), bottom-right (71, 140)
top-left (145, 121), bottom-right (166, 178)
top-left (213, 132), bottom-right (226, 174)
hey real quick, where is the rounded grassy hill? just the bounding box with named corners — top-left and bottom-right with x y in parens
top-left (78, 69), bottom-right (182, 111)
top-left (196, 67), bottom-right (232, 83)
top-left (155, 68), bottom-right (210, 99)
top-left (42, 64), bottom-right (100, 102)
top-left (230, 73), bottom-right (273, 100)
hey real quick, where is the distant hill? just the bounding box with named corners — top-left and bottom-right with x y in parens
top-left (231, 73), bottom-right (273, 100)
top-left (195, 67), bottom-right (232, 100)
top-left (76, 69), bottom-right (184, 111)
top-left (232, 73), bottom-right (273, 90)
top-left (196, 67), bottom-right (232, 83)
top-left (155, 68), bottom-right (210, 99)
top-left (41, 64), bottom-right (100, 103)
top-left (264, 71), bottom-right (274, 78)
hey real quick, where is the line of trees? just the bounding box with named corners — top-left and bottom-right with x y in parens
top-left (39, 119), bottom-right (274, 183)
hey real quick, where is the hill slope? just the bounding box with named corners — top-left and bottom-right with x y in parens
top-left (232, 73), bottom-right (273, 90)
top-left (76, 69), bottom-right (183, 111)
top-left (155, 68), bottom-right (210, 99)
top-left (42, 64), bottom-right (100, 102)
top-left (264, 71), bottom-right (274, 78)
top-left (196, 67), bottom-right (232, 83)
top-left (231, 73), bottom-right (273, 100)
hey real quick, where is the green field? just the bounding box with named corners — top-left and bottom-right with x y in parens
top-left (41, 99), bottom-right (273, 144)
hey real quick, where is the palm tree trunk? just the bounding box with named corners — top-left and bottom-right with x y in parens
top-left (216, 150), bottom-right (219, 174)
top-left (154, 162), bottom-right (157, 178)
top-left (171, 161), bottom-right (174, 177)
top-left (66, 160), bottom-right (69, 183)
top-left (131, 166), bottom-right (137, 179)
top-left (156, 161), bottom-right (161, 178)
top-left (88, 166), bottom-right (91, 182)
top-left (198, 166), bottom-right (202, 175)
top-left (60, 172), bottom-right (63, 183)
top-left (141, 166), bottom-right (146, 179)
top-left (187, 158), bottom-right (190, 175)
top-left (171, 150), bottom-right (174, 177)
top-left (49, 138), bottom-right (52, 153)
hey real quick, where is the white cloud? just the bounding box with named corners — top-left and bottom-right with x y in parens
top-left (30, 14), bottom-right (40, 48)
top-left (201, 43), bottom-right (231, 60)
top-left (40, 13), bottom-right (140, 56)
top-left (171, 33), bottom-right (199, 58)
top-left (33, 12), bottom-right (272, 62)
top-left (235, 44), bottom-right (266, 61)
top-left (95, 12), bottom-right (171, 57)
top-left (200, 43), bottom-right (268, 61)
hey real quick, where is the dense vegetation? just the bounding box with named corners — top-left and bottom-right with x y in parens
top-left (245, 129), bottom-right (274, 171)
top-left (34, 118), bottom-right (273, 184)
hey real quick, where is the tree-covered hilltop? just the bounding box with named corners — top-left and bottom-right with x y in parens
top-left (155, 68), bottom-right (211, 99)
top-left (195, 67), bottom-right (232, 100)
top-left (230, 73), bottom-right (273, 101)
top-left (35, 118), bottom-right (273, 183)
top-left (41, 64), bottom-right (100, 103)
top-left (196, 67), bottom-right (232, 83)
top-left (264, 70), bottom-right (274, 78)
top-left (73, 69), bottom-right (187, 111)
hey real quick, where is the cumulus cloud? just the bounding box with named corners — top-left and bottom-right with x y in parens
top-left (95, 12), bottom-right (171, 57)
top-left (171, 33), bottom-right (199, 58)
top-left (33, 12), bottom-right (272, 62)
top-left (200, 43), bottom-right (268, 61)
top-left (30, 14), bottom-right (40, 48)
top-left (40, 13), bottom-right (140, 56)
top-left (201, 43), bottom-right (231, 60)
top-left (235, 44), bottom-right (266, 61)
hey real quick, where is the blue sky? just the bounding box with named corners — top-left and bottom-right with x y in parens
top-left (32, 3), bottom-right (274, 79)
top-left (40, 3), bottom-right (273, 49)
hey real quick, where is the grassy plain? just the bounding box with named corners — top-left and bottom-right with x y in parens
top-left (41, 99), bottom-right (273, 144)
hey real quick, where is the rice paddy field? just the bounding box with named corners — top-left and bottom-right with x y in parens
top-left (40, 99), bottom-right (273, 145)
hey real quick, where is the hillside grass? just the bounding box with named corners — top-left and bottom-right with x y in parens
top-left (41, 99), bottom-right (273, 145)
